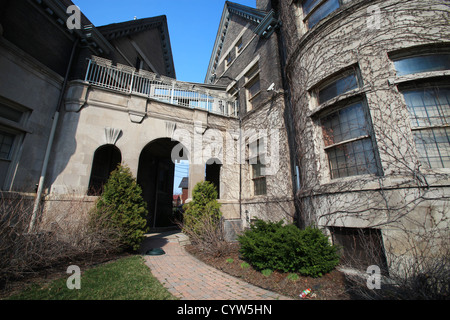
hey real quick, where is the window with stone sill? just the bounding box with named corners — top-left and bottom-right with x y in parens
top-left (390, 49), bottom-right (450, 169)
top-left (249, 138), bottom-right (267, 196)
top-left (320, 100), bottom-right (378, 179)
top-left (401, 85), bottom-right (450, 169)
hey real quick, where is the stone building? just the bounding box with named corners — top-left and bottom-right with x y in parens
top-left (0, 0), bottom-right (296, 234)
top-left (204, 1), bottom-right (296, 227)
top-left (1, 0), bottom-right (449, 272)
top-left (273, 0), bottom-right (450, 269)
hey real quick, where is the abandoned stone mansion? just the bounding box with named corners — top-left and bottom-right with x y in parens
top-left (0, 0), bottom-right (449, 271)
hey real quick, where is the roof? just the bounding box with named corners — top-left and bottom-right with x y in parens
top-left (178, 177), bottom-right (189, 189)
top-left (204, 1), bottom-right (279, 83)
top-left (97, 16), bottom-right (176, 78)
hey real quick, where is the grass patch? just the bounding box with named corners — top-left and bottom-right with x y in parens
top-left (287, 273), bottom-right (300, 281)
top-left (6, 256), bottom-right (176, 300)
top-left (261, 269), bottom-right (273, 277)
top-left (240, 262), bottom-right (250, 269)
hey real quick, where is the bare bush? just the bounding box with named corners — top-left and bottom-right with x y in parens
top-left (179, 213), bottom-right (232, 258)
top-left (342, 221), bottom-right (450, 300)
top-left (0, 192), bottom-right (122, 289)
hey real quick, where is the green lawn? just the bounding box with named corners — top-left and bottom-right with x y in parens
top-left (6, 256), bottom-right (177, 300)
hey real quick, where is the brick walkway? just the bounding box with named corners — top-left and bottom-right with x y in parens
top-left (141, 231), bottom-right (292, 300)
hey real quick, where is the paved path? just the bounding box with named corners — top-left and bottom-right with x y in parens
top-left (140, 231), bottom-right (292, 300)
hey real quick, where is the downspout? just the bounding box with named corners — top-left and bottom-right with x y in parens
top-left (28, 39), bottom-right (79, 233)
top-left (239, 115), bottom-right (242, 221)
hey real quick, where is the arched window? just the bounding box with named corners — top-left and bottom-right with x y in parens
top-left (88, 145), bottom-right (121, 195)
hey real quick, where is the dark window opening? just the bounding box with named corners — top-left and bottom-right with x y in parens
top-left (88, 145), bottom-right (121, 196)
top-left (330, 226), bottom-right (389, 276)
top-left (205, 159), bottom-right (222, 199)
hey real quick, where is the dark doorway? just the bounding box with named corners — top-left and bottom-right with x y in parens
top-left (137, 138), bottom-right (187, 229)
top-left (205, 159), bottom-right (221, 199)
top-left (88, 144), bottom-right (121, 195)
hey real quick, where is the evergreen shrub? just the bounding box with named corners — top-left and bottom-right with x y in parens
top-left (238, 219), bottom-right (340, 277)
top-left (91, 164), bottom-right (148, 251)
top-left (182, 181), bottom-right (222, 236)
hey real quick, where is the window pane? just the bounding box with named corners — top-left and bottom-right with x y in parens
top-left (319, 72), bottom-right (359, 104)
top-left (252, 162), bottom-right (265, 178)
top-left (321, 102), bottom-right (368, 146)
top-left (0, 131), bottom-right (15, 159)
top-left (302, 0), bottom-right (322, 16)
top-left (254, 177), bottom-right (267, 195)
top-left (248, 76), bottom-right (261, 99)
top-left (402, 86), bottom-right (450, 169)
top-left (394, 54), bottom-right (450, 76)
top-left (0, 104), bottom-right (22, 123)
top-left (413, 128), bottom-right (450, 169)
top-left (404, 87), bottom-right (450, 127)
top-left (307, 0), bottom-right (340, 28)
top-left (326, 138), bottom-right (378, 179)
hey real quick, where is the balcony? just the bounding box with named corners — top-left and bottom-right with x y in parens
top-left (84, 57), bottom-right (238, 117)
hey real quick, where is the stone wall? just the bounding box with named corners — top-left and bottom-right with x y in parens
top-left (275, 0), bottom-right (450, 266)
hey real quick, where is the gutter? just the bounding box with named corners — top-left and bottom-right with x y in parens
top-left (28, 39), bottom-right (79, 232)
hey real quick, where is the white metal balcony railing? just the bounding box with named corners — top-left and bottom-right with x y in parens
top-left (84, 57), bottom-right (238, 117)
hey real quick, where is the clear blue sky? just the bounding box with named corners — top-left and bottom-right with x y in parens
top-left (72, 0), bottom-right (257, 193)
top-left (73, 0), bottom-right (256, 83)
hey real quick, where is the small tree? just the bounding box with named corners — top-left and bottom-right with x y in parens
top-left (182, 181), bottom-right (227, 256)
top-left (183, 181), bottom-right (222, 234)
top-left (92, 164), bottom-right (148, 251)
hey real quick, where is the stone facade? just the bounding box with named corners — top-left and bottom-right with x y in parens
top-left (1, 0), bottom-right (449, 272)
top-left (205, 1), bottom-right (296, 227)
top-left (274, 0), bottom-right (450, 268)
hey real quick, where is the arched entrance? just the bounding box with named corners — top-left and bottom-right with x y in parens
top-left (137, 138), bottom-right (188, 229)
top-left (88, 144), bottom-right (121, 195)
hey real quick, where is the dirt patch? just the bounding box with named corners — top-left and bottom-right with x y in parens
top-left (185, 242), bottom-right (351, 300)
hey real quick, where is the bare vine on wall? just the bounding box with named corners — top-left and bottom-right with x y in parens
top-left (275, 0), bottom-right (450, 294)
